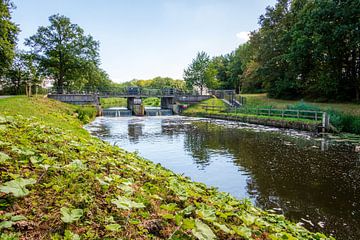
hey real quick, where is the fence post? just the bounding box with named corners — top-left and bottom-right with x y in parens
top-left (315, 112), bottom-right (318, 121)
top-left (281, 110), bottom-right (284, 118)
top-left (297, 110), bottom-right (300, 118)
top-left (268, 109), bottom-right (271, 116)
top-left (322, 112), bottom-right (330, 132)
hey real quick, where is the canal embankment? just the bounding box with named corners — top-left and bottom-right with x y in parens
top-left (0, 96), bottom-right (333, 239)
top-left (182, 98), bottom-right (325, 132)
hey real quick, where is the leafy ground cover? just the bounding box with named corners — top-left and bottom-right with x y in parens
top-left (0, 97), bottom-right (333, 239)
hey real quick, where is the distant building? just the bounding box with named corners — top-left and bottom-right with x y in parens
top-left (41, 78), bottom-right (55, 89)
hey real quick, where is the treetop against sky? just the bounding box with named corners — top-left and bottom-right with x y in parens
top-left (12, 0), bottom-right (276, 82)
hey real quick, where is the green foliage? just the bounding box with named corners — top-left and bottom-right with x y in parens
top-left (191, 219), bottom-right (216, 240)
top-left (60, 207), bottom-right (84, 223)
top-left (0, 178), bottom-right (36, 197)
top-left (75, 106), bottom-right (97, 124)
top-left (142, 97), bottom-right (160, 107)
top-left (184, 51), bottom-right (219, 94)
top-left (0, 0), bottom-right (19, 77)
top-left (116, 76), bottom-right (186, 91)
top-left (111, 196), bottom-right (145, 210)
top-left (25, 14), bottom-right (109, 93)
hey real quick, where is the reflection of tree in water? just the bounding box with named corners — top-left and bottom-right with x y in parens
top-left (128, 124), bottom-right (143, 143)
top-left (184, 122), bottom-right (360, 239)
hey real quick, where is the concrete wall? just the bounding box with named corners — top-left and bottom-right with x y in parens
top-left (48, 94), bottom-right (98, 105)
top-left (176, 95), bottom-right (211, 103)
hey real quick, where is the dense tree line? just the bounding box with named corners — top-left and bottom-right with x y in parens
top-left (114, 76), bottom-right (187, 91)
top-left (0, 2), bottom-right (111, 94)
top-left (185, 0), bottom-right (360, 101)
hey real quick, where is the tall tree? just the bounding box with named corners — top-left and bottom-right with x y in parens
top-left (183, 51), bottom-right (218, 94)
top-left (0, 0), bottom-right (19, 78)
top-left (25, 14), bottom-right (100, 93)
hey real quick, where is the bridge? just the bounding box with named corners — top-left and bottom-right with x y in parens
top-left (47, 87), bottom-right (237, 116)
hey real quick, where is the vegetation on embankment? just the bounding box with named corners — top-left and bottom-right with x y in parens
top-left (242, 94), bottom-right (360, 134)
top-left (0, 97), bottom-right (333, 239)
top-left (100, 97), bottom-right (161, 108)
top-left (183, 98), bottom-right (321, 132)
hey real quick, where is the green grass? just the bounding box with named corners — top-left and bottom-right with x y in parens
top-left (182, 98), bottom-right (227, 115)
top-left (183, 97), bottom-right (320, 125)
top-left (0, 97), bottom-right (333, 239)
top-left (142, 97), bottom-right (160, 107)
top-left (241, 93), bottom-right (360, 115)
top-left (241, 94), bottom-right (360, 134)
top-left (100, 97), bottom-right (127, 108)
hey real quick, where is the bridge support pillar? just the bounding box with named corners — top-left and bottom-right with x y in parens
top-left (127, 97), bottom-right (144, 116)
top-left (161, 97), bottom-right (175, 110)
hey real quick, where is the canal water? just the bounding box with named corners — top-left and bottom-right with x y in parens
top-left (85, 116), bottom-right (360, 239)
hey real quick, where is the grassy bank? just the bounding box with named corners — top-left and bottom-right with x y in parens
top-left (100, 97), bottom-right (161, 108)
top-left (0, 97), bottom-right (332, 239)
top-left (183, 98), bottom-right (320, 129)
top-left (241, 94), bottom-right (360, 134)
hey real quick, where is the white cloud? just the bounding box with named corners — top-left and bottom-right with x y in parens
top-left (236, 31), bottom-right (250, 43)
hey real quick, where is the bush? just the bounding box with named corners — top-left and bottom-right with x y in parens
top-left (75, 106), bottom-right (97, 124)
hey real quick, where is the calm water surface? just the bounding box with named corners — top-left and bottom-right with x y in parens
top-left (86, 116), bottom-right (360, 239)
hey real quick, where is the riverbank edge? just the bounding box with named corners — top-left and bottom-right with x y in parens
top-left (0, 97), bottom-right (333, 239)
top-left (183, 112), bottom-right (321, 132)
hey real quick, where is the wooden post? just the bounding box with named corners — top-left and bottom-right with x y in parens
top-left (322, 112), bottom-right (330, 132)
top-left (315, 112), bottom-right (318, 121)
top-left (281, 110), bottom-right (284, 118)
top-left (297, 110), bottom-right (300, 118)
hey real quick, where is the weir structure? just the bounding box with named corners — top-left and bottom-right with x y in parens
top-left (47, 87), bottom-right (230, 116)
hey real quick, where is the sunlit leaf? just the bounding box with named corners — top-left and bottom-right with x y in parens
top-left (111, 196), bottom-right (145, 210)
top-left (0, 178), bottom-right (36, 197)
top-left (192, 219), bottom-right (217, 240)
top-left (60, 207), bottom-right (83, 223)
top-left (105, 224), bottom-right (121, 232)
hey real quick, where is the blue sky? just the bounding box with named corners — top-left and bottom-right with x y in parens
top-left (12, 0), bottom-right (276, 82)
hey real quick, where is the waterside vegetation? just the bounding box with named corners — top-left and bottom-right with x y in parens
top-left (0, 97), bottom-right (333, 239)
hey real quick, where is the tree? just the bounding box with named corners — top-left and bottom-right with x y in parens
top-left (25, 14), bottom-right (100, 93)
top-left (0, 0), bottom-right (19, 78)
top-left (183, 51), bottom-right (218, 94)
top-left (4, 50), bottom-right (43, 95)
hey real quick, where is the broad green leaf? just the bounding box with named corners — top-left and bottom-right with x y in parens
top-left (0, 152), bottom-right (11, 163)
top-left (10, 215), bottom-right (27, 222)
top-left (0, 221), bottom-right (13, 229)
top-left (213, 222), bottom-right (231, 234)
top-left (111, 196), bottom-right (145, 210)
top-left (64, 230), bottom-right (80, 240)
top-left (239, 213), bottom-right (256, 226)
top-left (0, 178), bottom-right (36, 197)
top-left (231, 225), bottom-right (252, 239)
top-left (160, 203), bottom-right (178, 212)
top-left (196, 204), bottom-right (217, 222)
top-left (161, 213), bottom-right (175, 219)
top-left (182, 218), bottom-right (195, 230)
top-left (191, 219), bottom-right (217, 240)
top-left (105, 224), bottom-right (121, 232)
top-left (60, 207), bottom-right (83, 223)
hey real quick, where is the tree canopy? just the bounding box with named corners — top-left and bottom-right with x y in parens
top-left (186, 0), bottom-right (360, 102)
top-left (25, 14), bottom-right (109, 93)
top-left (183, 51), bottom-right (218, 94)
top-left (0, 0), bottom-right (19, 77)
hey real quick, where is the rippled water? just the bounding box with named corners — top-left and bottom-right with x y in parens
top-left (86, 116), bottom-right (360, 239)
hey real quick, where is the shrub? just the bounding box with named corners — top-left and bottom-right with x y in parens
top-left (75, 106), bottom-right (97, 124)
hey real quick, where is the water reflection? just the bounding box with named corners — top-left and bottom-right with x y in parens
top-left (86, 116), bottom-right (360, 239)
